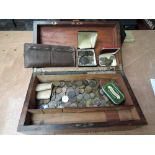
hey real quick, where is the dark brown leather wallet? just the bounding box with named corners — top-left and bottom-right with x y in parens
top-left (24, 43), bottom-right (76, 68)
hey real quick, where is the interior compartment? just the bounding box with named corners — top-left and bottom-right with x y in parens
top-left (30, 107), bottom-right (140, 125)
top-left (27, 73), bottom-right (134, 112)
top-left (34, 23), bottom-right (122, 67)
top-left (25, 106), bottom-right (140, 126)
top-left (77, 49), bottom-right (97, 67)
top-left (99, 48), bottom-right (120, 67)
top-left (24, 76), bottom-right (140, 126)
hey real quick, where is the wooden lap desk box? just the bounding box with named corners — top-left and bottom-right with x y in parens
top-left (17, 20), bottom-right (147, 134)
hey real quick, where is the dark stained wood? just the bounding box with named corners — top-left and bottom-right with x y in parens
top-left (33, 21), bottom-right (122, 67)
top-left (18, 119), bottom-right (146, 135)
top-left (120, 70), bottom-right (147, 125)
top-left (28, 77), bottom-right (39, 109)
top-left (18, 74), bottom-right (36, 127)
top-left (18, 71), bottom-right (147, 133)
top-left (18, 21), bottom-right (147, 134)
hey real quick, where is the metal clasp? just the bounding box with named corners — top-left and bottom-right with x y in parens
top-left (72, 20), bottom-right (83, 25)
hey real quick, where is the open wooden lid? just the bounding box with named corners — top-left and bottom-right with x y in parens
top-left (77, 31), bottom-right (98, 49)
top-left (33, 20), bottom-right (122, 71)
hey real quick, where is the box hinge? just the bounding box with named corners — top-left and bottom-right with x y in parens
top-left (72, 20), bottom-right (83, 25)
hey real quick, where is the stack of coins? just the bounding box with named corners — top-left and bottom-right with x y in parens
top-left (37, 80), bottom-right (111, 109)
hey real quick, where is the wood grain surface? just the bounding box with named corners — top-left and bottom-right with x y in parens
top-left (34, 21), bottom-right (122, 67)
top-left (0, 31), bottom-right (155, 134)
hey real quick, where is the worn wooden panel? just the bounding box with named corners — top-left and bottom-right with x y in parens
top-left (30, 107), bottom-right (141, 126)
top-left (118, 109), bottom-right (133, 121)
top-left (32, 112), bottom-right (107, 125)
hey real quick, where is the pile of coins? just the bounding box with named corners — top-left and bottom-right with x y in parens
top-left (78, 50), bottom-right (97, 66)
top-left (99, 54), bottom-right (116, 66)
top-left (37, 79), bottom-right (111, 109)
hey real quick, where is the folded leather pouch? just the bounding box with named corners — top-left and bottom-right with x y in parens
top-left (24, 43), bottom-right (76, 68)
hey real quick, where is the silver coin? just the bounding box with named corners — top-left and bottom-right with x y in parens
top-left (84, 93), bottom-right (90, 100)
top-left (53, 81), bottom-right (60, 87)
top-left (85, 86), bottom-right (92, 93)
top-left (55, 94), bottom-right (62, 101)
top-left (86, 99), bottom-right (92, 107)
top-left (79, 85), bottom-right (85, 89)
top-left (93, 98), bottom-right (101, 106)
top-left (89, 80), bottom-right (97, 87)
top-left (90, 93), bottom-right (95, 99)
top-left (99, 100), bottom-right (106, 106)
top-left (56, 88), bottom-right (62, 94)
top-left (75, 81), bottom-right (83, 87)
top-left (95, 91), bottom-right (100, 97)
top-left (48, 101), bottom-right (57, 108)
top-left (59, 91), bottom-right (66, 98)
top-left (69, 96), bottom-right (77, 102)
top-left (62, 87), bottom-right (67, 94)
top-left (76, 87), bottom-right (80, 94)
top-left (62, 95), bottom-right (69, 103)
top-left (77, 94), bottom-right (83, 102)
top-left (67, 87), bottom-right (74, 92)
top-left (66, 82), bottom-right (72, 87)
top-left (67, 90), bottom-right (76, 98)
top-left (82, 80), bottom-right (89, 86)
top-left (79, 88), bottom-right (85, 94)
top-left (79, 56), bottom-right (90, 64)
